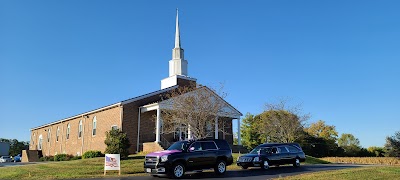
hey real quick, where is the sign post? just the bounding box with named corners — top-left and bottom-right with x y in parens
top-left (104, 154), bottom-right (121, 176)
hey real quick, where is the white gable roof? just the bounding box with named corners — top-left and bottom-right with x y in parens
top-left (159, 86), bottom-right (242, 118)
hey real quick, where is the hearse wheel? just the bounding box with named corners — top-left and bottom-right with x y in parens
top-left (293, 158), bottom-right (301, 167)
top-left (261, 160), bottom-right (270, 170)
top-left (169, 162), bottom-right (185, 179)
top-left (214, 159), bottom-right (227, 175)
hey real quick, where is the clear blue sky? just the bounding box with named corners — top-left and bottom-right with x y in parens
top-left (1, 1), bottom-right (399, 148)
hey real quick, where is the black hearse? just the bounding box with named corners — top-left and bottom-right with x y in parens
top-left (237, 143), bottom-right (306, 170)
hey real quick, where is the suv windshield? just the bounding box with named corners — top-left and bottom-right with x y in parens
top-left (167, 141), bottom-right (190, 151)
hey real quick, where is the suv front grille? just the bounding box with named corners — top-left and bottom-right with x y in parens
top-left (239, 157), bottom-right (253, 162)
top-left (145, 156), bottom-right (158, 165)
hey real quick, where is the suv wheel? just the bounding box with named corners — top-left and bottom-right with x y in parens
top-left (214, 160), bottom-right (227, 175)
top-left (240, 165), bottom-right (248, 169)
top-left (261, 160), bottom-right (270, 170)
top-left (170, 163), bottom-right (185, 178)
top-left (293, 158), bottom-right (301, 167)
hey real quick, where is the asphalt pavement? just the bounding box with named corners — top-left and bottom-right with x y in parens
top-left (77, 164), bottom-right (367, 180)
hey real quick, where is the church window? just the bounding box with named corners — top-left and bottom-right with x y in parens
top-left (92, 116), bottom-right (97, 136)
top-left (66, 123), bottom-right (70, 139)
top-left (78, 120), bottom-right (83, 138)
top-left (47, 128), bottom-right (51, 142)
top-left (38, 134), bottom-right (43, 150)
top-left (56, 126), bottom-right (60, 142)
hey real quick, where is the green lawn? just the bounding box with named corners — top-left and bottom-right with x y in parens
top-left (276, 166), bottom-right (400, 180)
top-left (0, 153), bottom-right (327, 179)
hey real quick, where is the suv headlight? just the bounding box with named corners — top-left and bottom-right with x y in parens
top-left (160, 155), bottom-right (168, 162)
top-left (253, 157), bottom-right (259, 162)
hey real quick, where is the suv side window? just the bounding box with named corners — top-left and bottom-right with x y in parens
top-left (278, 146), bottom-right (289, 153)
top-left (192, 142), bottom-right (202, 151)
top-left (201, 141), bottom-right (218, 150)
top-left (215, 140), bottom-right (230, 150)
top-left (286, 145), bottom-right (298, 153)
top-left (271, 147), bottom-right (278, 154)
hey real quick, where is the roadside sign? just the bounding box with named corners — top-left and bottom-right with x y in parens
top-left (104, 154), bottom-right (120, 175)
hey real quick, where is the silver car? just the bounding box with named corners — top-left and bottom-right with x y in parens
top-left (0, 156), bottom-right (12, 163)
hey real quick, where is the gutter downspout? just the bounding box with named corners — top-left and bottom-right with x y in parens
top-left (120, 105), bottom-right (123, 130)
top-left (81, 115), bottom-right (86, 156)
top-left (136, 107), bottom-right (141, 153)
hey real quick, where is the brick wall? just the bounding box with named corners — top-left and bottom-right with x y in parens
top-left (29, 105), bottom-right (121, 156)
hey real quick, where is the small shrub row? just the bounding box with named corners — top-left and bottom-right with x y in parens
top-left (82, 150), bottom-right (103, 159)
top-left (321, 157), bottom-right (400, 165)
top-left (40, 154), bottom-right (82, 161)
top-left (39, 156), bottom-right (54, 161)
top-left (54, 154), bottom-right (74, 161)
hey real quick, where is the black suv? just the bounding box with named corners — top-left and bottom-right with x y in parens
top-left (144, 139), bottom-right (233, 178)
top-left (237, 143), bottom-right (306, 170)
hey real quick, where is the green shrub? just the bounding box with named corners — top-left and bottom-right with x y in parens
top-left (40, 156), bottom-right (54, 161)
top-left (82, 150), bottom-right (103, 159)
top-left (104, 129), bottom-right (130, 159)
top-left (54, 154), bottom-right (73, 161)
top-left (70, 156), bottom-right (82, 160)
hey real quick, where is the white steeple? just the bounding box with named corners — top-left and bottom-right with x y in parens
top-left (161, 9), bottom-right (196, 89)
top-left (169, 9), bottom-right (188, 77)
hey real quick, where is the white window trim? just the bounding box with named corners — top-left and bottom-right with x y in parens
top-left (47, 128), bottom-right (51, 142)
top-left (56, 127), bottom-right (60, 142)
top-left (92, 116), bottom-right (97, 137)
top-left (66, 123), bottom-right (70, 140)
top-left (78, 120), bottom-right (83, 139)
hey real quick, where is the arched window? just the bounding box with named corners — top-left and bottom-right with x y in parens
top-left (66, 123), bottom-right (70, 139)
top-left (92, 116), bottom-right (97, 136)
top-left (38, 134), bottom-right (43, 150)
top-left (47, 128), bottom-right (51, 142)
top-left (56, 126), bottom-right (60, 142)
top-left (78, 120), bottom-right (83, 138)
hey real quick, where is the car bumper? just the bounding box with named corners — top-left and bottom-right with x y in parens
top-left (237, 161), bottom-right (262, 167)
top-left (144, 162), bottom-right (171, 175)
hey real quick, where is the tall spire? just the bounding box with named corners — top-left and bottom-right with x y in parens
top-left (175, 8), bottom-right (181, 48)
top-left (161, 9), bottom-right (196, 89)
top-left (169, 9), bottom-right (187, 77)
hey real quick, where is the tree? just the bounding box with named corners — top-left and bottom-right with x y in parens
top-left (240, 113), bottom-right (265, 149)
top-left (160, 84), bottom-right (238, 139)
top-left (384, 131), bottom-right (400, 157)
top-left (256, 99), bottom-right (309, 143)
top-left (304, 120), bottom-right (339, 156)
top-left (367, 146), bottom-right (385, 157)
top-left (305, 120), bottom-right (338, 141)
top-left (338, 133), bottom-right (361, 156)
top-left (104, 129), bottom-right (130, 159)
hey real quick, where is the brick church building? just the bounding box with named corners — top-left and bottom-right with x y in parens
top-left (28, 11), bottom-right (242, 158)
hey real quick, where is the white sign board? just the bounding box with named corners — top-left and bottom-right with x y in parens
top-left (104, 154), bottom-right (120, 171)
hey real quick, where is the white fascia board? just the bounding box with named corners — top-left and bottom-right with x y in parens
top-left (31, 85), bottom-right (179, 131)
top-left (122, 85), bottom-right (178, 105)
top-left (158, 87), bottom-right (242, 118)
top-left (140, 103), bottom-right (159, 113)
top-left (31, 103), bottom-right (121, 131)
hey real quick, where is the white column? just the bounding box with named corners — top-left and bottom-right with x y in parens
top-left (237, 117), bottom-right (241, 145)
top-left (215, 116), bottom-right (219, 139)
top-left (188, 125), bottom-right (192, 139)
top-left (156, 107), bottom-right (161, 143)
